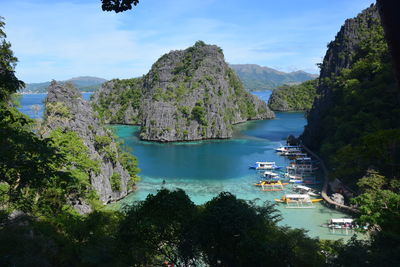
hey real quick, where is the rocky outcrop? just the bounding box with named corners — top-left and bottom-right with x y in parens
top-left (41, 81), bottom-right (136, 209)
top-left (92, 41), bottom-right (274, 142)
top-left (301, 4), bottom-right (380, 150)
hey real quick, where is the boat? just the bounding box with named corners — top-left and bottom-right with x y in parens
top-left (287, 164), bottom-right (318, 173)
top-left (293, 185), bottom-right (320, 197)
top-left (274, 194), bottom-right (323, 208)
top-left (321, 218), bottom-right (360, 234)
top-left (263, 171), bottom-right (280, 179)
top-left (275, 144), bottom-right (301, 153)
top-left (289, 177), bottom-right (304, 183)
top-left (249, 161), bottom-right (281, 170)
top-left (254, 180), bottom-right (288, 191)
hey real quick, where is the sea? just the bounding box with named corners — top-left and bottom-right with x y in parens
top-left (18, 91), bottom-right (359, 240)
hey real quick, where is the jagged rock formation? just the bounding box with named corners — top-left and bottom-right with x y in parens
top-left (41, 81), bottom-right (136, 210)
top-left (301, 4), bottom-right (380, 150)
top-left (230, 64), bottom-right (317, 91)
top-left (92, 41), bottom-right (274, 142)
top-left (268, 79), bottom-right (318, 111)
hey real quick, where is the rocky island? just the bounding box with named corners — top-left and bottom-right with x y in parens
top-left (267, 79), bottom-right (318, 111)
top-left (40, 81), bottom-right (139, 212)
top-left (91, 41), bottom-right (274, 142)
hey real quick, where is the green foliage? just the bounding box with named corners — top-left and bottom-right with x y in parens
top-left (309, 17), bottom-right (400, 186)
top-left (48, 128), bottom-right (100, 203)
top-left (46, 102), bottom-right (71, 118)
top-left (268, 79), bottom-right (318, 111)
top-left (0, 17), bottom-right (24, 101)
top-left (118, 151), bottom-right (140, 187)
top-left (93, 78), bottom-right (142, 123)
top-left (191, 101), bottom-right (208, 126)
top-left (351, 170), bottom-right (400, 235)
top-left (110, 172), bottom-right (121, 191)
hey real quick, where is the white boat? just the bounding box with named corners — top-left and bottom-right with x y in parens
top-left (287, 164), bottom-right (318, 173)
top-left (275, 144), bottom-right (301, 153)
top-left (263, 171), bottom-right (280, 179)
top-left (293, 185), bottom-right (320, 196)
top-left (249, 161), bottom-right (281, 170)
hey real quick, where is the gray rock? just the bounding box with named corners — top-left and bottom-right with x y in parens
top-left (91, 41), bottom-right (275, 142)
top-left (41, 81), bottom-right (133, 211)
top-left (330, 193), bottom-right (345, 205)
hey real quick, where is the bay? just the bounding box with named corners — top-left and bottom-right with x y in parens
top-left (113, 95), bottom-right (354, 240)
top-left (18, 91), bottom-right (356, 240)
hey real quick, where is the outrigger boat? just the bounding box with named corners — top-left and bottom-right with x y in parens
top-left (263, 171), bottom-right (280, 179)
top-left (321, 218), bottom-right (363, 234)
top-left (254, 180), bottom-right (288, 191)
top-left (274, 194), bottom-right (323, 208)
top-left (287, 164), bottom-right (318, 173)
top-left (275, 144), bottom-right (301, 153)
top-left (293, 185), bottom-right (320, 197)
top-left (249, 161), bottom-right (281, 170)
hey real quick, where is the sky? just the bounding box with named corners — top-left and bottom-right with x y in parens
top-left (2, 0), bottom-right (375, 83)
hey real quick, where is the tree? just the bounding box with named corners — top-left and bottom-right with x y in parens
top-left (0, 17), bottom-right (24, 101)
top-left (101, 0), bottom-right (140, 13)
top-left (117, 189), bottom-right (199, 266)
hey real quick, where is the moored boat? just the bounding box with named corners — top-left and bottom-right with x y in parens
top-left (293, 185), bottom-right (320, 197)
top-left (275, 144), bottom-right (301, 153)
top-left (274, 194), bottom-right (322, 208)
top-left (249, 161), bottom-right (281, 170)
top-left (254, 180), bottom-right (288, 191)
top-left (263, 171), bottom-right (280, 179)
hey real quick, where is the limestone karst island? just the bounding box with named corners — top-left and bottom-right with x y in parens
top-left (1, 1), bottom-right (399, 266)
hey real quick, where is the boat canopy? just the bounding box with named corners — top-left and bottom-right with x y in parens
top-left (285, 194), bottom-right (310, 199)
top-left (264, 171), bottom-right (279, 176)
top-left (331, 218), bottom-right (353, 224)
top-left (294, 185), bottom-right (312, 191)
top-left (256, 161), bottom-right (276, 165)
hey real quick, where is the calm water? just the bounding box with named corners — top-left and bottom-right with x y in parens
top-left (113, 114), bottom-right (352, 239)
top-left (17, 92), bottom-right (93, 119)
top-left (19, 91), bottom-right (355, 240)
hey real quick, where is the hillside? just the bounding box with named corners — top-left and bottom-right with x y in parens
top-left (92, 41), bottom-right (274, 142)
top-left (301, 4), bottom-right (400, 187)
top-left (20, 76), bottom-right (107, 93)
top-left (40, 81), bottom-right (139, 210)
top-left (230, 64), bottom-right (317, 91)
top-left (268, 79), bottom-right (318, 111)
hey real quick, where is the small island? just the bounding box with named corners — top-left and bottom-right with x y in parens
top-left (91, 41), bottom-right (274, 142)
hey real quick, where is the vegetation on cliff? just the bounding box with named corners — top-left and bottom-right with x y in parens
top-left (300, 5), bottom-right (400, 262)
top-left (92, 41), bottom-right (274, 142)
top-left (268, 79), bottom-right (318, 111)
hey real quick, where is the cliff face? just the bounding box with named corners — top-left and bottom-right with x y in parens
top-left (301, 4), bottom-right (380, 150)
top-left (92, 41), bottom-right (274, 142)
top-left (41, 81), bottom-right (136, 210)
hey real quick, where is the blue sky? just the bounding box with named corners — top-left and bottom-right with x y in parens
top-left (2, 0), bottom-right (374, 83)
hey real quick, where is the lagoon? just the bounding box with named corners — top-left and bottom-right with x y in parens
top-left (113, 111), bottom-right (351, 240)
top-left (19, 91), bottom-right (354, 240)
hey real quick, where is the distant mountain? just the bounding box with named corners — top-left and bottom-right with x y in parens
top-left (20, 76), bottom-right (107, 93)
top-left (230, 64), bottom-right (318, 91)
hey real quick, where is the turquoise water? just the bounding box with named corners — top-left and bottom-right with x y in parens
top-left (18, 91), bottom-right (356, 240)
top-left (113, 112), bottom-right (355, 240)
